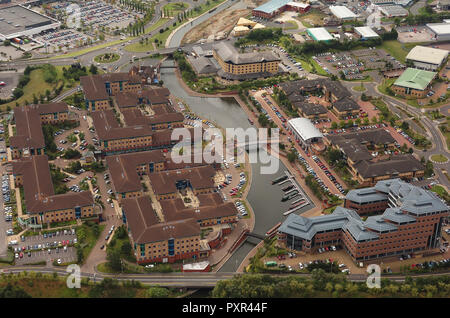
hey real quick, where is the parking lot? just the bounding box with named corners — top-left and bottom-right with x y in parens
top-left (48, 1), bottom-right (138, 31)
top-left (15, 246), bottom-right (77, 266)
top-left (33, 29), bottom-right (92, 53)
top-left (0, 72), bottom-right (19, 99)
top-left (397, 26), bottom-right (436, 43)
top-left (315, 48), bottom-right (404, 80)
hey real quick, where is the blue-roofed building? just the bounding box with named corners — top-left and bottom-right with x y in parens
top-left (278, 178), bottom-right (449, 261)
top-left (252, 0), bottom-right (310, 19)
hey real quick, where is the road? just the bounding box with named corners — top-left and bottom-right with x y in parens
top-left (341, 80), bottom-right (450, 188)
top-left (410, 0), bottom-right (426, 15)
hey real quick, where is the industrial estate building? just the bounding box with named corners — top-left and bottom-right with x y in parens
top-left (306, 27), bottom-right (334, 42)
top-left (278, 179), bottom-right (449, 261)
top-left (329, 6), bottom-right (358, 21)
top-left (392, 68), bottom-right (437, 98)
top-left (427, 21), bottom-right (450, 42)
top-left (0, 5), bottom-right (60, 41)
top-left (405, 46), bottom-right (449, 71)
top-left (354, 26), bottom-right (380, 40)
top-left (251, 0), bottom-right (310, 19)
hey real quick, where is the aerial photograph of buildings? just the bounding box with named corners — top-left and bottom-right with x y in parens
top-left (0, 0), bottom-right (449, 306)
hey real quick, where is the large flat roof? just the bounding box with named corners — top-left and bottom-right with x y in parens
top-left (427, 22), bottom-right (450, 35)
top-left (406, 45), bottom-right (449, 65)
top-left (253, 0), bottom-right (291, 14)
top-left (307, 27), bottom-right (334, 41)
top-left (0, 5), bottom-right (56, 37)
top-left (354, 26), bottom-right (380, 38)
top-left (394, 67), bottom-right (436, 90)
top-left (329, 5), bottom-right (357, 19)
top-left (288, 117), bottom-right (323, 141)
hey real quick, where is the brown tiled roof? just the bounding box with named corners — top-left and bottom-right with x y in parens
top-left (115, 92), bottom-right (139, 108)
top-left (80, 73), bottom-right (142, 101)
top-left (123, 196), bottom-right (200, 244)
top-left (295, 102), bottom-right (328, 116)
top-left (353, 154), bottom-right (424, 179)
top-left (11, 103), bottom-right (69, 150)
top-left (106, 150), bottom-right (167, 193)
top-left (121, 108), bottom-right (184, 127)
top-left (328, 129), bottom-right (396, 146)
top-left (160, 193), bottom-right (237, 223)
top-left (80, 75), bottom-right (109, 101)
top-left (91, 109), bottom-right (154, 141)
top-left (12, 155), bottom-right (93, 214)
top-left (333, 97), bottom-right (360, 112)
top-left (148, 166), bottom-right (216, 195)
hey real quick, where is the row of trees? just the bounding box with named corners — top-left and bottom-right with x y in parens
top-left (212, 270), bottom-right (450, 298)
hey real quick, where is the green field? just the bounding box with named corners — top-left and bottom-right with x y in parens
top-left (163, 2), bottom-right (189, 15)
top-left (151, 0), bottom-right (226, 49)
top-left (124, 18), bottom-right (171, 52)
top-left (352, 84), bottom-right (367, 92)
top-left (378, 40), bottom-right (420, 63)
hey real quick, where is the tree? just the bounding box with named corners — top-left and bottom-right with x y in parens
top-left (106, 248), bottom-right (122, 271)
top-left (331, 121), bottom-right (338, 129)
top-left (146, 286), bottom-right (170, 298)
top-left (287, 150), bottom-right (296, 163)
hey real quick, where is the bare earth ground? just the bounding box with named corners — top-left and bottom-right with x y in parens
top-left (182, 8), bottom-right (251, 44)
top-left (181, 0), bottom-right (264, 44)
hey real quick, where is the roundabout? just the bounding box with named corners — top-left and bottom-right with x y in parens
top-left (430, 154), bottom-right (448, 164)
top-left (94, 52), bottom-right (120, 64)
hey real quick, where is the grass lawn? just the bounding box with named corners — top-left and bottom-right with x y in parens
top-left (51, 38), bottom-right (130, 59)
top-left (283, 21), bottom-right (299, 30)
top-left (0, 68), bottom-right (54, 111)
top-left (352, 84), bottom-right (367, 92)
top-left (431, 185), bottom-right (449, 202)
top-left (78, 223), bottom-right (105, 263)
top-left (297, 10), bottom-right (326, 27)
top-left (377, 77), bottom-right (396, 95)
top-left (431, 154), bottom-right (448, 163)
top-left (152, 0), bottom-right (225, 48)
top-left (377, 40), bottom-right (421, 63)
top-left (1, 65), bottom-right (97, 112)
top-left (125, 18), bottom-right (171, 52)
top-left (163, 2), bottom-right (189, 15)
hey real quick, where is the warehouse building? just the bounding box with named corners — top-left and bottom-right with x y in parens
top-left (379, 5), bottom-right (408, 18)
top-left (406, 45), bottom-right (449, 71)
top-left (329, 5), bottom-right (358, 21)
top-left (427, 21), bottom-right (450, 42)
top-left (0, 5), bottom-right (60, 41)
top-left (278, 179), bottom-right (449, 261)
top-left (306, 27), bottom-right (334, 42)
top-left (392, 68), bottom-right (436, 98)
top-left (252, 0), bottom-right (310, 19)
top-left (354, 26), bottom-right (380, 40)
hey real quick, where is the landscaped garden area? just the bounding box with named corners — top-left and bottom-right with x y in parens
top-left (430, 154), bottom-right (448, 163)
top-left (94, 53), bottom-right (120, 63)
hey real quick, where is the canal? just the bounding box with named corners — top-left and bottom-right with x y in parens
top-left (160, 63), bottom-right (315, 271)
